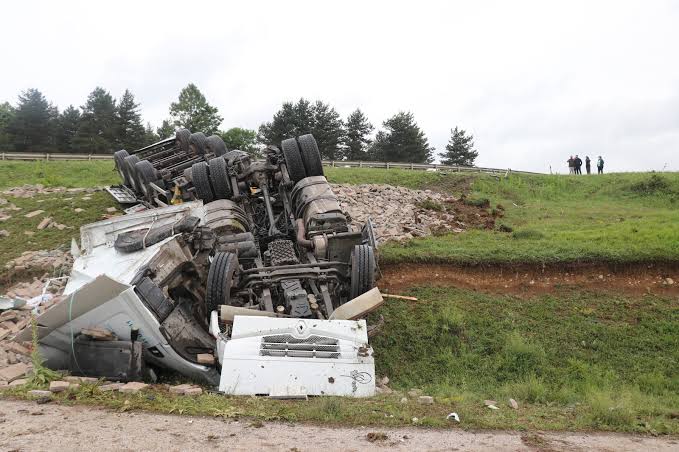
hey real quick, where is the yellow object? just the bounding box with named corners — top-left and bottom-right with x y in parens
top-left (170, 185), bottom-right (183, 204)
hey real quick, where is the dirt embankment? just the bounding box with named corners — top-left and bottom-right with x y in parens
top-left (380, 262), bottom-right (679, 297)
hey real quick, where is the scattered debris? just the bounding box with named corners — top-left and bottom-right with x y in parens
top-left (382, 293), bottom-right (418, 301)
top-left (400, 397), bottom-right (408, 404)
top-left (333, 184), bottom-right (478, 242)
top-left (418, 395), bottom-right (434, 404)
top-left (366, 432), bottom-right (388, 442)
top-left (196, 353), bottom-right (215, 365)
top-left (447, 412), bottom-right (460, 422)
top-left (119, 382), bottom-right (149, 394)
top-left (99, 382), bottom-right (125, 392)
top-left (509, 398), bottom-right (519, 409)
top-left (0, 362), bottom-right (30, 382)
top-left (407, 388), bottom-right (423, 398)
top-left (0, 230), bottom-right (8, 237)
top-left (2, 184), bottom-right (99, 199)
top-left (49, 381), bottom-right (71, 393)
top-left (28, 390), bottom-right (52, 398)
top-left (24, 210), bottom-right (45, 218)
top-left (37, 217), bottom-right (52, 230)
top-left (106, 207), bottom-right (118, 213)
top-left (81, 328), bottom-right (116, 341)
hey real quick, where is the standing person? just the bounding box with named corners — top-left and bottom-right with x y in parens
top-left (585, 156), bottom-right (591, 174)
top-left (597, 156), bottom-right (604, 174)
top-left (567, 156), bottom-right (575, 174)
top-left (574, 155), bottom-right (583, 174)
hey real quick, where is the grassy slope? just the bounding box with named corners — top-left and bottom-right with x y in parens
top-left (4, 287), bottom-right (677, 433)
top-left (1, 162), bottom-right (678, 432)
top-left (325, 167), bottom-right (679, 264)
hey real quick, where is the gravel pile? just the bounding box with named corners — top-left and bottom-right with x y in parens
top-left (332, 183), bottom-right (464, 242)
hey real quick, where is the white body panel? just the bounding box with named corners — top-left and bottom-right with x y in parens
top-left (218, 316), bottom-right (375, 397)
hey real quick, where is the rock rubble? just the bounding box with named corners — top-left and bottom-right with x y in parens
top-left (332, 184), bottom-right (464, 242)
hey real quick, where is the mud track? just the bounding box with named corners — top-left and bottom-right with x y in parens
top-left (380, 262), bottom-right (679, 297)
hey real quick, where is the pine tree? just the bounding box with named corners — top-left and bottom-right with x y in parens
top-left (258, 101), bottom-right (301, 145)
top-left (0, 102), bottom-right (15, 151)
top-left (258, 98), bottom-right (345, 159)
top-left (441, 127), bottom-right (478, 166)
top-left (56, 105), bottom-right (81, 151)
top-left (144, 122), bottom-right (159, 145)
top-left (73, 87), bottom-right (117, 152)
top-left (156, 119), bottom-right (175, 139)
top-left (169, 83), bottom-right (223, 134)
top-left (370, 112), bottom-right (434, 163)
top-left (345, 109), bottom-right (373, 161)
top-left (7, 88), bottom-right (58, 151)
top-left (310, 101), bottom-right (345, 160)
top-left (116, 89), bottom-right (146, 150)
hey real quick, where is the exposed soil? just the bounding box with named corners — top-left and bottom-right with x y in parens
top-left (1, 400), bottom-right (677, 452)
top-left (380, 262), bottom-right (679, 297)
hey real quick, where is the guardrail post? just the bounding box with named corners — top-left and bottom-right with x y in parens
top-left (359, 161), bottom-right (363, 168)
top-left (386, 162), bottom-right (390, 169)
top-left (331, 161), bottom-right (335, 167)
top-left (1, 153), bottom-right (4, 160)
top-left (46, 153), bottom-right (50, 161)
top-left (88, 154), bottom-right (92, 161)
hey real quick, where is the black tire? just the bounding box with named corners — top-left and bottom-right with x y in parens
top-left (206, 252), bottom-right (239, 315)
top-left (135, 160), bottom-right (157, 200)
top-left (281, 138), bottom-right (306, 183)
top-left (297, 134), bottom-right (324, 177)
top-left (350, 245), bottom-right (376, 299)
top-left (208, 157), bottom-right (232, 200)
top-left (176, 128), bottom-right (190, 152)
top-left (205, 135), bottom-right (227, 157)
top-left (124, 155), bottom-right (141, 193)
top-left (114, 150), bottom-right (130, 185)
top-left (189, 132), bottom-right (207, 155)
top-left (191, 161), bottom-right (214, 202)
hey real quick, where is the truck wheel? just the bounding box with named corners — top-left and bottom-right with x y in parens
top-left (281, 138), bottom-right (306, 183)
top-left (297, 134), bottom-right (324, 177)
top-left (208, 157), bottom-right (232, 200)
top-left (189, 132), bottom-right (207, 155)
top-left (206, 252), bottom-right (239, 315)
top-left (114, 150), bottom-right (131, 185)
top-left (191, 161), bottom-right (214, 202)
top-left (176, 128), bottom-right (190, 152)
top-left (135, 160), bottom-right (157, 201)
top-left (206, 135), bottom-right (227, 157)
top-left (350, 245), bottom-right (376, 299)
top-left (124, 155), bottom-right (141, 193)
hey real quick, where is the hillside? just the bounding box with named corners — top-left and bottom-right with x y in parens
top-left (1, 161), bottom-right (678, 433)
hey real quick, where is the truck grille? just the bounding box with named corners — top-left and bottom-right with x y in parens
top-left (260, 334), bottom-right (340, 359)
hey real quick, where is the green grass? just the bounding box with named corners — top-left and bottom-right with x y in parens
top-left (0, 160), bottom-right (118, 189)
top-left (0, 191), bottom-right (119, 280)
top-left (326, 168), bottom-right (679, 264)
top-left (4, 286), bottom-right (677, 433)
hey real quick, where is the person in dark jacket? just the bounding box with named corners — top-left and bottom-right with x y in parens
top-left (567, 156), bottom-right (575, 174)
top-left (574, 155), bottom-right (583, 174)
top-left (585, 156), bottom-right (591, 174)
top-left (597, 156), bottom-right (604, 174)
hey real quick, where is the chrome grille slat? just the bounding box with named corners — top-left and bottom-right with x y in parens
top-left (260, 334), bottom-right (340, 359)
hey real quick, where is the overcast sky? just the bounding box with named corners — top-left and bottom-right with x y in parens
top-left (2, 0), bottom-right (678, 173)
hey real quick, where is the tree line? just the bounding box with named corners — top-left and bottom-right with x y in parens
top-left (0, 84), bottom-right (478, 165)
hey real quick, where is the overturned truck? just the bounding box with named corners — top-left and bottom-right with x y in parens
top-left (26, 134), bottom-right (381, 397)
